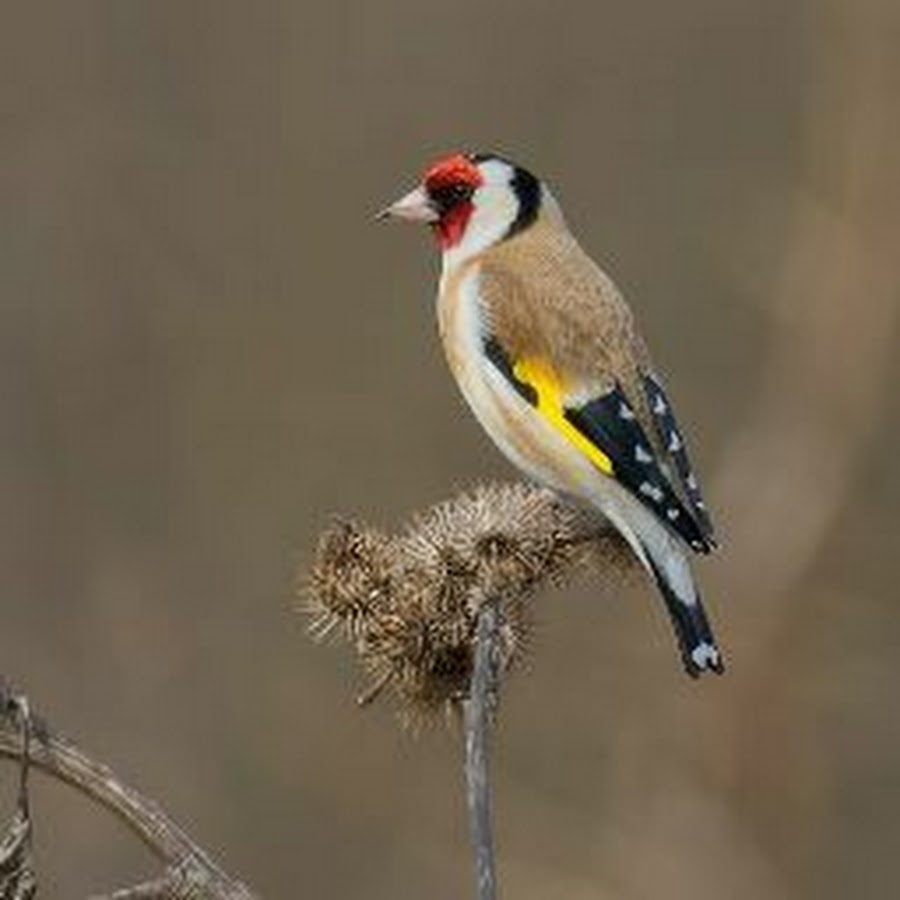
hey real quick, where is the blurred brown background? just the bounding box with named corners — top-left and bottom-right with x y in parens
top-left (2, 2), bottom-right (899, 897)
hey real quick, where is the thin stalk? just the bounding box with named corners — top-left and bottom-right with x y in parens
top-left (463, 599), bottom-right (500, 900)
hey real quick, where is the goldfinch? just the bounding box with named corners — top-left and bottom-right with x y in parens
top-left (379, 152), bottom-right (723, 677)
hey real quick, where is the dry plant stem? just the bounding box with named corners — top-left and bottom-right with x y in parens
top-left (93, 872), bottom-right (184, 900)
top-left (0, 693), bottom-right (36, 899)
top-left (464, 600), bottom-right (501, 900)
top-left (0, 682), bottom-right (258, 900)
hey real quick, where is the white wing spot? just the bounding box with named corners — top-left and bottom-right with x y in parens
top-left (666, 507), bottom-right (680, 521)
top-left (653, 394), bottom-right (667, 415)
top-left (686, 472), bottom-right (699, 491)
top-left (619, 402), bottom-right (635, 420)
top-left (639, 481), bottom-right (664, 503)
top-left (691, 643), bottom-right (720, 670)
top-left (668, 431), bottom-right (682, 453)
top-left (635, 443), bottom-right (653, 464)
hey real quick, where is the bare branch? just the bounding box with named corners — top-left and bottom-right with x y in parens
top-left (0, 693), bottom-right (36, 900)
top-left (89, 869), bottom-right (188, 900)
top-left (0, 678), bottom-right (259, 900)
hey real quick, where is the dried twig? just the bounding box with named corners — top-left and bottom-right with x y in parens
top-left (463, 599), bottom-right (501, 900)
top-left (0, 692), bottom-right (36, 900)
top-left (0, 677), bottom-right (258, 900)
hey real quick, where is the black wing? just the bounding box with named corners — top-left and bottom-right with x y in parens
top-left (641, 373), bottom-right (717, 547)
top-left (563, 385), bottom-right (714, 554)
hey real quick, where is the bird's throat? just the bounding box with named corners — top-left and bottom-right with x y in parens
top-left (434, 202), bottom-right (474, 250)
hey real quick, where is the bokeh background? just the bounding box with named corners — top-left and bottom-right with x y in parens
top-left (2, 2), bottom-right (899, 897)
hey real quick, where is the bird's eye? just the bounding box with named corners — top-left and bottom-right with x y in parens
top-left (429, 182), bottom-right (474, 214)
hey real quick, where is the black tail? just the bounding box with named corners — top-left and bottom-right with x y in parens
top-left (646, 558), bottom-right (724, 678)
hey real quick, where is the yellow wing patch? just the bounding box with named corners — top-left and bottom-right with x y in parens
top-left (512, 356), bottom-right (615, 476)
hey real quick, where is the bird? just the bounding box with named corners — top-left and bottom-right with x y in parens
top-left (378, 152), bottom-right (723, 677)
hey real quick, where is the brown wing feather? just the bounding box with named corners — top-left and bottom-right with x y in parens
top-left (477, 214), bottom-right (648, 414)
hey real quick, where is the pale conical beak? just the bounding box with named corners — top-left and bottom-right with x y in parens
top-left (375, 186), bottom-right (438, 223)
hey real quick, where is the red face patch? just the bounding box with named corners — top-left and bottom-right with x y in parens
top-left (422, 154), bottom-right (484, 250)
top-left (423, 154), bottom-right (483, 194)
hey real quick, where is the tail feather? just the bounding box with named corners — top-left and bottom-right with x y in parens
top-left (645, 556), bottom-right (724, 678)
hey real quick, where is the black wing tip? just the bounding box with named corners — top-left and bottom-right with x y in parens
top-left (641, 373), bottom-right (719, 546)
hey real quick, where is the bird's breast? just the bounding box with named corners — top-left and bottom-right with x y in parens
top-left (436, 263), bottom-right (585, 494)
top-left (437, 262), bottom-right (488, 398)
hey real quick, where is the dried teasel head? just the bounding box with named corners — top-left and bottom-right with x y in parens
top-left (306, 520), bottom-right (393, 641)
top-left (303, 482), bottom-right (633, 721)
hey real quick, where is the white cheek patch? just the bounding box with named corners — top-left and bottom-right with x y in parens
top-left (443, 160), bottom-right (518, 269)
